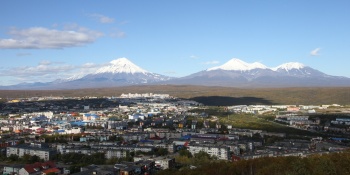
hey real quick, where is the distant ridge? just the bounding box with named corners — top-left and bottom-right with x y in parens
top-left (165, 58), bottom-right (350, 87)
top-left (0, 58), bottom-right (172, 90)
top-left (1, 58), bottom-right (350, 89)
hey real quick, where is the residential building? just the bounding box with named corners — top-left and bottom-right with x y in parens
top-left (188, 144), bottom-right (230, 160)
top-left (7, 143), bottom-right (57, 161)
top-left (3, 164), bottom-right (22, 175)
top-left (18, 161), bottom-right (57, 175)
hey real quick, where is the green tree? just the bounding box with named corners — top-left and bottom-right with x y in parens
top-left (21, 154), bottom-right (31, 163)
top-left (8, 154), bottom-right (19, 162)
top-left (193, 151), bottom-right (212, 165)
top-left (18, 139), bottom-right (25, 144)
top-left (286, 157), bottom-right (310, 175)
top-left (155, 148), bottom-right (169, 156)
top-left (178, 148), bottom-right (192, 158)
top-left (46, 173), bottom-right (56, 175)
top-left (29, 155), bottom-right (41, 163)
top-left (69, 165), bottom-right (81, 174)
top-left (193, 151), bottom-right (211, 160)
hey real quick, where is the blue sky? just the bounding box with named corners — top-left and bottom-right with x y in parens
top-left (1, 0), bottom-right (350, 85)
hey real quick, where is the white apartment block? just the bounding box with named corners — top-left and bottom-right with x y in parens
top-left (7, 143), bottom-right (56, 161)
top-left (188, 145), bottom-right (230, 160)
top-left (105, 150), bottom-right (128, 159)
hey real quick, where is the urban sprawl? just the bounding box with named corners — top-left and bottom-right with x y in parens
top-left (0, 93), bottom-right (350, 175)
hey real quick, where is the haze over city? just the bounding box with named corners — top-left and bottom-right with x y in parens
top-left (1, 0), bottom-right (350, 86)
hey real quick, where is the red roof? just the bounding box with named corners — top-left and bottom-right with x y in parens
top-left (184, 141), bottom-right (189, 147)
top-left (24, 161), bottom-right (56, 174)
top-left (149, 136), bottom-right (163, 140)
top-left (42, 168), bottom-right (60, 174)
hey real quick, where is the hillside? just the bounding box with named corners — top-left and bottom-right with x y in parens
top-left (157, 151), bottom-right (350, 175)
top-left (0, 85), bottom-right (349, 105)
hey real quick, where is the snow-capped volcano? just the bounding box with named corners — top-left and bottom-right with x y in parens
top-left (206, 59), bottom-right (307, 72)
top-left (1, 57), bottom-right (350, 90)
top-left (72, 57), bottom-right (171, 88)
top-left (272, 62), bottom-right (305, 71)
top-left (1, 57), bottom-right (172, 89)
top-left (94, 57), bottom-right (148, 74)
top-left (206, 59), bottom-right (313, 75)
top-left (207, 58), bottom-right (268, 71)
top-left (167, 58), bottom-right (350, 87)
top-left (272, 62), bottom-right (327, 77)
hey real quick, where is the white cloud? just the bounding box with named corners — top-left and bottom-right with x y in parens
top-left (202, 60), bottom-right (220, 65)
top-left (39, 60), bottom-right (51, 65)
top-left (82, 62), bottom-right (96, 68)
top-left (90, 13), bottom-right (115, 24)
top-left (0, 26), bottom-right (103, 49)
top-left (310, 48), bottom-right (321, 56)
top-left (110, 30), bottom-right (126, 38)
top-left (0, 63), bottom-right (74, 78)
top-left (0, 59), bottom-right (112, 85)
top-left (190, 55), bottom-right (199, 59)
top-left (61, 63), bottom-right (99, 81)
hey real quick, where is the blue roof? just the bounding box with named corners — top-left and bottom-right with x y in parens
top-left (53, 129), bottom-right (65, 133)
top-left (84, 113), bottom-right (99, 118)
top-left (181, 135), bottom-right (191, 140)
top-left (139, 140), bottom-right (154, 143)
top-left (70, 121), bottom-right (86, 126)
top-left (331, 137), bottom-right (347, 141)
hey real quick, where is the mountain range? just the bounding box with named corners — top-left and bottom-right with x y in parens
top-left (1, 57), bottom-right (350, 89)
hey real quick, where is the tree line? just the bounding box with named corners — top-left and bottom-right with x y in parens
top-left (158, 150), bottom-right (350, 175)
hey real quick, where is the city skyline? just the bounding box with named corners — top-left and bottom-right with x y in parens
top-left (1, 0), bottom-right (350, 85)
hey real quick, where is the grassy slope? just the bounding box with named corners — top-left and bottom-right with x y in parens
top-left (158, 151), bottom-right (350, 175)
top-left (0, 85), bottom-right (349, 105)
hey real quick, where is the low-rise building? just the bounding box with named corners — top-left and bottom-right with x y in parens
top-left (7, 143), bottom-right (57, 161)
top-left (18, 161), bottom-right (57, 175)
top-left (188, 144), bottom-right (230, 160)
top-left (3, 164), bottom-right (22, 175)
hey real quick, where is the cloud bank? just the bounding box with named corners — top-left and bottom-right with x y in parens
top-left (0, 60), bottom-right (104, 85)
top-left (0, 27), bottom-right (103, 49)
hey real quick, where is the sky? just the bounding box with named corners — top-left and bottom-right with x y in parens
top-left (1, 0), bottom-right (350, 85)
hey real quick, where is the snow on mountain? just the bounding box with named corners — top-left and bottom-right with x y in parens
top-left (76, 57), bottom-right (172, 87)
top-left (207, 59), bottom-right (309, 73)
top-left (2, 57), bottom-right (350, 90)
top-left (64, 74), bottom-right (85, 81)
top-left (94, 57), bottom-right (148, 74)
top-left (40, 57), bottom-right (172, 89)
top-left (272, 62), bottom-right (305, 71)
top-left (51, 74), bottom-right (84, 84)
top-left (207, 58), bottom-right (268, 71)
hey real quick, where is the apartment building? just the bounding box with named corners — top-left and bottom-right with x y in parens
top-left (7, 143), bottom-right (57, 161)
top-left (188, 144), bottom-right (230, 160)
